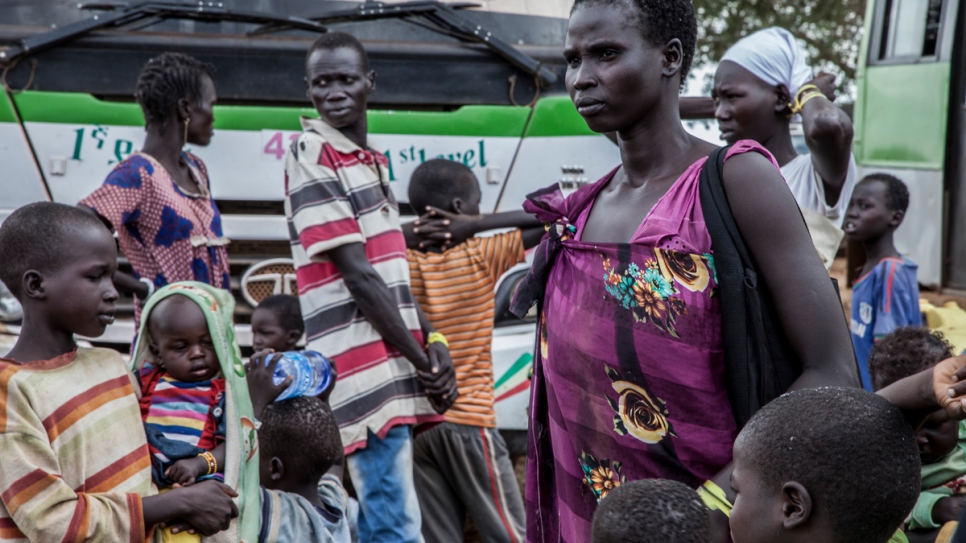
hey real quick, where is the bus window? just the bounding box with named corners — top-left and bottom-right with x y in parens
top-left (878, 0), bottom-right (943, 60)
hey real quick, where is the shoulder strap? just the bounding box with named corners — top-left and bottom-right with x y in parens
top-left (700, 147), bottom-right (754, 269)
top-left (699, 146), bottom-right (804, 429)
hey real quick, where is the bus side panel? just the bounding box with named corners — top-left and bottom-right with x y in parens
top-left (14, 91), bottom-right (530, 232)
top-left (0, 92), bottom-right (49, 223)
top-left (854, 63), bottom-right (950, 287)
top-left (857, 63), bottom-right (950, 169)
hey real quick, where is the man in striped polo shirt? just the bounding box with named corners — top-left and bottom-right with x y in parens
top-left (284, 33), bottom-right (457, 543)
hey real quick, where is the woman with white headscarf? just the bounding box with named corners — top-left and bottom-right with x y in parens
top-left (713, 28), bottom-right (856, 266)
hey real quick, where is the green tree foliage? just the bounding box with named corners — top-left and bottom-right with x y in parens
top-left (692, 0), bottom-right (866, 87)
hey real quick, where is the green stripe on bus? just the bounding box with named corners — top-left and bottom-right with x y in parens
top-left (494, 352), bottom-right (533, 390)
top-left (523, 94), bottom-right (597, 138)
top-left (0, 92), bottom-right (19, 123)
top-left (11, 91), bottom-right (535, 136)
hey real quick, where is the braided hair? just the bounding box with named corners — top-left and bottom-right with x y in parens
top-left (134, 52), bottom-right (215, 131)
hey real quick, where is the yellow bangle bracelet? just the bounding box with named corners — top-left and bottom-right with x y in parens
top-left (697, 480), bottom-right (733, 517)
top-left (797, 91), bottom-right (825, 110)
top-left (199, 451), bottom-right (217, 476)
top-left (794, 83), bottom-right (820, 102)
top-left (427, 331), bottom-right (449, 348)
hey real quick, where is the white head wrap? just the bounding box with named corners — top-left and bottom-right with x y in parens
top-left (720, 27), bottom-right (813, 95)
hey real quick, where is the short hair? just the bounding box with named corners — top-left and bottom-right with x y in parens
top-left (135, 52), bottom-right (215, 131)
top-left (255, 294), bottom-right (305, 335)
top-left (407, 159), bottom-right (481, 213)
top-left (306, 32), bottom-right (370, 72)
top-left (259, 396), bottom-right (342, 483)
top-left (735, 387), bottom-right (920, 543)
top-left (591, 479), bottom-right (710, 543)
top-left (869, 326), bottom-right (953, 391)
top-left (571, 0), bottom-right (697, 87)
top-left (0, 203), bottom-right (109, 299)
top-left (861, 172), bottom-right (910, 213)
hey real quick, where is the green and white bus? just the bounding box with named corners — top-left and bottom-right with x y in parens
top-left (853, 0), bottom-right (966, 289)
top-left (0, 0), bottom-right (611, 433)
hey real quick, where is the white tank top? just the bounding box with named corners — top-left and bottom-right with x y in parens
top-left (779, 152), bottom-right (857, 229)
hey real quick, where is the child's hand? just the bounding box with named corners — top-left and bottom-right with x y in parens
top-left (933, 356), bottom-right (966, 418)
top-left (165, 456), bottom-right (207, 486)
top-left (245, 350), bottom-right (293, 417)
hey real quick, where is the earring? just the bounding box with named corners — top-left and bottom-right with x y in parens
top-left (183, 117), bottom-right (190, 146)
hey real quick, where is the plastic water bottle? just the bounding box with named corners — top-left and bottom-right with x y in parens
top-left (271, 351), bottom-right (334, 401)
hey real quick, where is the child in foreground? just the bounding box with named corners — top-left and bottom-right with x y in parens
top-left (870, 327), bottom-right (961, 543)
top-left (0, 203), bottom-right (237, 541)
top-left (845, 173), bottom-right (922, 390)
top-left (131, 282), bottom-right (267, 542)
top-left (591, 479), bottom-right (710, 543)
top-left (729, 386), bottom-right (921, 543)
top-left (250, 293), bottom-right (356, 541)
top-left (252, 386), bottom-right (351, 543)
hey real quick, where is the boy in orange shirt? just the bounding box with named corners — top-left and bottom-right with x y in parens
top-left (406, 159), bottom-right (543, 543)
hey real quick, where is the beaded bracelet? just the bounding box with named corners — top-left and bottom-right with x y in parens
top-left (199, 451), bottom-right (217, 476)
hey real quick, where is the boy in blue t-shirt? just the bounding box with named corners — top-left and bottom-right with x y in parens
top-left (845, 172), bottom-right (922, 390)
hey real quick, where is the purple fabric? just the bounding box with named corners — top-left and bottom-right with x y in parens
top-left (525, 141), bottom-right (777, 543)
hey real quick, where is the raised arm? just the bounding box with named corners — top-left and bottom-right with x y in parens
top-left (798, 73), bottom-right (854, 206)
top-left (408, 208), bottom-right (543, 250)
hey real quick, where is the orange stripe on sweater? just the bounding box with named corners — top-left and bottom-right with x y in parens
top-left (42, 375), bottom-right (133, 442)
top-left (1, 469), bottom-right (60, 513)
top-left (62, 493), bottom-right (89, 543)
top-left (78, 447), bottom-right (151, 493)
top-left (127, 493), bottom-right (145, 543)
top-left (0, 517), bottom-right (25, 539)
top-left (0, 364), bottom-right (22, 432)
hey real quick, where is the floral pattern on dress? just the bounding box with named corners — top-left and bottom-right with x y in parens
top-left (605, 366), bottom-right (676, 444)
top-left (579, 451), bottom-right (625, 503)
top-left (602, 255), bottom-right (688, 337)
top-left (654, 248), bottom-right (712, 293)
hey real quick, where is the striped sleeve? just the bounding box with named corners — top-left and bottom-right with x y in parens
top-left (0, 354), bottom-right (147, 543)
top-left (0, 425), bottom-right (144, 542)
top-left (285, 135), bottom-right (366, 259)
top-left (478, 230), bottom-right (526, 285)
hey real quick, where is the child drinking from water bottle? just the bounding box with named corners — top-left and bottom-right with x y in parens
top-left (252, 294), bottom-right (337, 402)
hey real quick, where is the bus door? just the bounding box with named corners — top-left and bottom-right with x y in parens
top-left (944, 0), bottom-right (966, 289)
top-left (854, 0), bottom-right (956, 288)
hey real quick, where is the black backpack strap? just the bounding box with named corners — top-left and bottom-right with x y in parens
top-left (699, 146), bottom-right (803, 428)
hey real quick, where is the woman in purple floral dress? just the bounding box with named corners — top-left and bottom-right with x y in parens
top-left (512, 2), bottom-right (859, 542)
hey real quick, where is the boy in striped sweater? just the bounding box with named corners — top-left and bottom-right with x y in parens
top-left (0, 202), bottom-right (238, 542)
top-left (405, 160), bottom-right (544, 543)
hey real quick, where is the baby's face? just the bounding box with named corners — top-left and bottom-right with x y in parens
top-left (918, 409), bottom-right (960, 464)
top-left (149, 297), bottom-right (220, 382)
